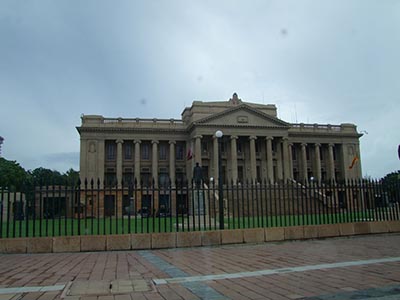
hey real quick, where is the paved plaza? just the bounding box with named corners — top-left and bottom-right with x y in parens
top-left (0, 233), bottom-right (399, 300)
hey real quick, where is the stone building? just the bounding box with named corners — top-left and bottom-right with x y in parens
top-left (77, 93), bottom-right (362, 188)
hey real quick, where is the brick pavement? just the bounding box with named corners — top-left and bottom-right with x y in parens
top-left (0, 233), bottom-right (399, 299)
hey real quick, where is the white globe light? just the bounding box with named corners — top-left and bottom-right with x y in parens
top-left (215, 130), bottom-right (223, 138)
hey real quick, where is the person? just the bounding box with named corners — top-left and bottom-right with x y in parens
top-left (193, 162), bottom-right (203, 188)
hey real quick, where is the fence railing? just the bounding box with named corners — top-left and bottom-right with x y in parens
top-left (0, 178), bottom-right (399, 238)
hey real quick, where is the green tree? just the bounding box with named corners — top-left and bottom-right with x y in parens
top-left (29, 167), bottom-right (65, 186)
top-left (381, 170), bottom-right (400, 203)
top-left (0, 157), bottom-right (28, 190)
top-left (64, 168), bottom-right (79, 186)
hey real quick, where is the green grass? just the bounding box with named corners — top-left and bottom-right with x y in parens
top-left (1, 208), bottom-right (397, 238)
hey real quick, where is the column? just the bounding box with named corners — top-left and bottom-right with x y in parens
top-left (116, 139), bottom-right (123, 187)
top-left (152, 140), bottom-right (159, 188)
top-left (288, 143), bottom-right (294, 179)
top-left (328, 143), bottom-right (335, 181)
top-left (194, 135), bottom-right (202, 165)
top-left (230, 136), bottom-right (238, 184)
top-left (249, 136), bottom-right (257, 182)
top-left (134, 140), bottom-right (141, 185)
top-left (314, 143), bottom-right (322, 183)
top-left (266, 137), bottom-right (274, 183)
top-left (282, 137), bottom-right (290, 181)
top-left (186, 140), bottom-right (193, 182)
top-left (355, 143), bottom-right (362, 179)
top-left (276, 139), bottom-right (283, 181)
top-left (301, 143), bottom-right (308, 183)
top-left (98, 139), bottom-right (105, 188)
top-left (169, 140), bottom-right (176, 186)
top-left (213, 135), bottom-right (219, 186)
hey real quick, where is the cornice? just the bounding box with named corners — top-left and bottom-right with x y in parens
top-left (288, 131), bottom-right (362, 139)
top-left (77, 127), bottom-right (188, 134)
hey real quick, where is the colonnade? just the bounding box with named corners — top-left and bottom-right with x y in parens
top-left (109, 136), bottom-right (338, 187)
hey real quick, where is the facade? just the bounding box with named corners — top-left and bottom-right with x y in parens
top-left (77, 93), bottom-right (362, 187)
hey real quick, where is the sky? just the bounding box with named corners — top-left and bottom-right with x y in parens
top-left (0, 0), bottom-right (399, 178)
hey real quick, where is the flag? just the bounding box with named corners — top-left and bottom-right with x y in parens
top-left (349, 156), bottom-right (359, 169)
top-left (187, 148), bottom-right (193, 160)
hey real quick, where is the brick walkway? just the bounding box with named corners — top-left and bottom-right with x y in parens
top-left (0, 234), bottom-right (400, 299)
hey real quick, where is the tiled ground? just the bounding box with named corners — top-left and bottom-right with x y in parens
top-left (0, 233), bottom-right (400, 299)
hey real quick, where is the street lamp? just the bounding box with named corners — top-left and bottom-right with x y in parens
top-left (215, 130), bottom-right (224, 229)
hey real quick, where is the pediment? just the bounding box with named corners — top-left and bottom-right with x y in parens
top-left (195, 104), bottom-right (290, 128)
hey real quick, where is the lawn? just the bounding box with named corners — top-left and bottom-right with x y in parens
top-left (1, 208), bottom-right (397, 238)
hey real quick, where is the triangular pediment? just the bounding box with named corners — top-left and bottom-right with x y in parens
top-left (195, 104), bottom-right (290, 128)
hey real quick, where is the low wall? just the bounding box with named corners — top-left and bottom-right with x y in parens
top-left (0, 221), bottom-right (399, 254)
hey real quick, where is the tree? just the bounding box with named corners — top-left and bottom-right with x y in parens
top-left (64, 168), bottom-right (79, 186)
top-left (0, 158), bottom-right (28, 190)
top-left (29, 167), bottom-right (65, 186)
top-left (381, 170), bottom-right (400, 203)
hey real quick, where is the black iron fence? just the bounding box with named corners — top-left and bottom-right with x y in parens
top-left (0, 178), bottom-right (399, 238)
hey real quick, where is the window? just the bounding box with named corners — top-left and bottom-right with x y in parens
top-left (176, 143), bottom-right (184, 160)
top-left (292, 146), bottom-right (297, 160)
top-left (176, 171), bottom-right (187, 186)
top-left (124, 143), bottom-right (132, 160)
top-left (159, 144), bottom-right (167, 160)
top-left (306, 147), bottom-right (310, 161)
top-left (158, 173), bottom-right (170, 187)
top-left (105, 172), bottom-right (116, 187)
top-left (201, 141), bottom-right (208, 154)
top-left (237, 141), bottom-right (242, 154)
top-left (123, 172), bottom-right (134, 185)
top-left (106, 143), bottom-right (116, 160)
top-left (141, 143), bottom-right (150, 160)
top-left (140, 171), bottom-right (152, 187)
top-left (272, 142), bottom-right (277, 153)
top-left (221, 141), bottom-right (226, 153)
top-left (333, 147), bottom-right (337, 161)
top-left (255, 141), bottom-right (261, 154)
top-left (256, 166), bottom-right (261, 182)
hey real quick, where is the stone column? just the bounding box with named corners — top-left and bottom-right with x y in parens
top-left (314, 143), bottom-right (322, 183)
top-left (213, 135), bottom-right (219, 186)
top-left (328, 143), bottom-right (335, 181)
top-left (282, 137), bottom-right (290, 182)
top-left (116, 139), bottom-right (124, 187)
top-left (249, 136), bottom-right (257, 182)
top-left (230, 136), bottom-right (238, 184)
top-left (288, 143), bottom-right (294, 179)
top-left (169, 140), bottom-right (176, 187)
top-left (186, 140), bottom-right (193, 182)
top-left (134, 140), bottom-right (141, 185)
top-left (301, 143), bottom-right (308, 183)
top-left (152, 140), bottom-right (159, 188)
top-left (276, 139), bottom-right (283, 181)
top-left (266, 137), bottom-right (274, 183)
top-left (194, 135), bottom-right (202, 165)
top-left (98, 140), bottom-right (105, 188)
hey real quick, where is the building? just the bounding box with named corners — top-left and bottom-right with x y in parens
top-left (77, 93), bottom-right (362, 188)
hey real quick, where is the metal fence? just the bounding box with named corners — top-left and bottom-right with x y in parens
top-left (0, 178), bottom-right (399, 238)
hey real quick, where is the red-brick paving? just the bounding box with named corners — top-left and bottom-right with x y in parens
top-left (0, 233), bottom-right (399, 299)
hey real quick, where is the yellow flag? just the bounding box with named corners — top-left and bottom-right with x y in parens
top-left (349, 156), bottom-right (359, 169)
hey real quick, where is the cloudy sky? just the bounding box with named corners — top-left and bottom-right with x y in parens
top-left (0, 0), bottom-right (399, 178)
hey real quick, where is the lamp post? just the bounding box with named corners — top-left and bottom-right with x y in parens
top-left (215, 130), bottom-right (224, 229)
